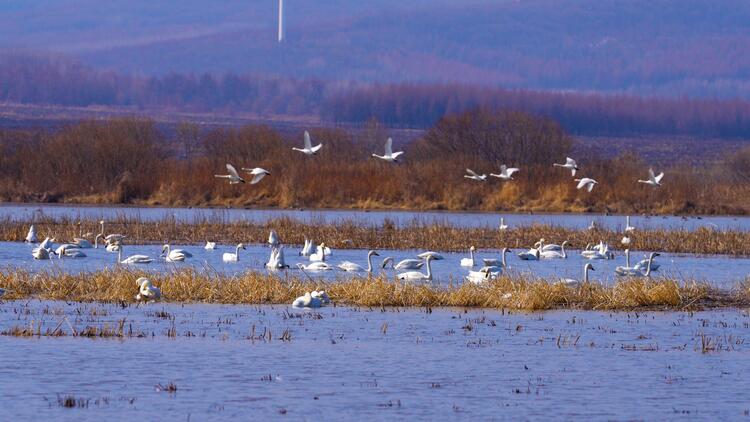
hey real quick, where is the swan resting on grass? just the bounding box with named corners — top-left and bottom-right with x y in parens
top-left (338, 250), bottom-right (380, 272)
top-left (223, 243), bottom-right (246, 262)
top-left (136, 277), bottom-right (161, 301)
top-left (292, 292), bottom-right (322, 308)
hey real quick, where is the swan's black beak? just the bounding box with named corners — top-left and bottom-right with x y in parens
top-left (373, 252), bottom-right (380, 256)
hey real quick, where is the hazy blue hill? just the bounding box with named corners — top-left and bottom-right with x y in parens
top-left (2, 0), bottom-right (750, 97)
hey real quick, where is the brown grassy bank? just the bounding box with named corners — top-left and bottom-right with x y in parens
top-left (0, 269), bottom-right (745, 311)
top-left (1, 111), bottom-right (749, 215)
top-left (3, 216), bottom-right (750, 256)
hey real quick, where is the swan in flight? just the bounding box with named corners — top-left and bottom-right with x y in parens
top-left (223, 243), bottom-right (246, 262)
top-left (268, 230), bottom-right (281, 248)
top-left (299, 238), bottom-right (315, 256)
top-left (214, 163), bottom-right (246, 184)
top-left (381, 257), bottom-right (424, 270)
top-left (464, 169), bottom-right (487, 181)
top-left (32, 247), bottom-right (55, 260)
top-left (460, 246), bottom-right (477, 267)
top-left (266, 246), bottom-right (289, 269)
top-left (24, 225), bottom-right (38, 243)
top-left (634, 252), bottom-right (661, 272)
top-left (617, 252), bottom-right (660, 277)
top-left (638, 168), bottom-right (664, 187)
top-left (162, 244), bottom-right (193, 262)
top-left (625, 215), bottom-right (635, 232)
top-left (116, 246), bottom-right (153, 264)
top-left (292, 292), bottom-right (323, 308)
top-left (205, 241), bottom-right (217, 250)
top-left (397, 255), bottom-right (436, 282)
top-left (241, 167), bottom-right (271, 184)
top-left (540, 241), bottom-right (568, 259)
top-left (575, 178), bottom-right (598, 192)
top-left (338, 250), bottom-right (380, 272)
top-left (490, 165), bottom-right (520, 180)
top-left (309, 243), bottom-right (332, 262)
top-left (554, 157), bottom-right (579, 176)
top-left (499, 217), bottom-right (508, 231)
top-left (293, 131), bottom-right (323, 156)
top-left (558, 263), bottom-right (595, 287)
top-left (417, 251), bottom-right (444, 260)
top-left (311, 290), bottom-right (331, 305)
top-left (372, 137), bottom-right (403, 162)
top-left (136, 277), bottom-right (161, 301)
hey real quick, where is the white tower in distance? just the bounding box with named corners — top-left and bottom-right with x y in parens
top-left (278, 0), bottom-right (285, 42)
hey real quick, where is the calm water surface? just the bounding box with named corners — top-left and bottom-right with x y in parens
top-left (1, 241), bottom-right (748, 288)
top-left (0, 301), bottom-right (748, 420)
top-left (1, 203), bottom-right (748, 231)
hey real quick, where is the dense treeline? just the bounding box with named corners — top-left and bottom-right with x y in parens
top-left (0, 110), bottom-right (748, 214)
top-left (4, 54), bottom-right (750, 138)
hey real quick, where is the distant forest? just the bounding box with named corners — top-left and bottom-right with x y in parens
top-left (3, 54), bottom-right (750, 138)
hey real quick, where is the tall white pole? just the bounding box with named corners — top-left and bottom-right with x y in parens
top-left (278, 0), bottom-right (284, 42)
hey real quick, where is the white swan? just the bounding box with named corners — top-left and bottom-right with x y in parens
top-left (490, 165), bottom-right (520, 180)
top-left (311, 290), bottom-right (331, 304)
top-left (382, 257), bottom-right (424, 270)
top-left (116, 245), bottom-right (153, 264)
top-left (617, 252), bottom-right (660, 277)
top-left (56, 244), bottom-right (86, 259)
top-left (32, 247), bottom-right (55, 260)
top-left (558, 263), bottom-right (595, 287)
top-left (240, 167), bottom-right (271, 184)
top-left (205, 241), bottom-right (217, 250)
top-left (293, 131), bottom-right (323, 156)
top-left (39, 236), bottom-right (55, 251)
top-left (214, 163), bottom-right (246, 184)
top-left (25, 225), bottom-right (38, 243)
top-left (136, 277), bottom-right (161, 301)
top-left (575, 178), bottom-right (598, 192)
top-left (625, 215), bottom-right (635, 232)
top-left (292, 292), bottom-right (322, 308)
top-left (621, 235), bottom-right (631, 246)
top-left (638, 168), bottom-right (664, 187)
top-left (338, 250), bottom-right (380, 272)
top-left (540, 241), bottom-right (568, 259)
top-left (554, 157), bottom-right (578, 176)
top-left (162, 244), bottom-right (193, 262)
top-left (266, 246), bottom-right (289, 269)
top-left (100, 221), bottom-right (126, 245)
top-left (223, 243), bottom-right (246, 262)
top-left (481, 248), bottom-right (511, 268)
top-left (499, 217), bottom-right (508, 231)
top-left (297, 261), bottom-right (334, 271)
top-left (299, 238), bottom-right (315, 256)
top-left (518, 241), bottom-right (541, 260)
top-left (372, 137), bottom-right (404, 162)
top-left (460, 246), bottom-right (477, 267)
top-left (466, 266), bottom-right (501, 284)
top-left (397, 255), bottom-right (435, 282)
top-left (634, 252), bottom-right (661, 272)
top-left (464, 168), bottom-right (487, 181)
top-left (581, 242), bottom-right (614, 260)
top-left (71, 237), bottom-right (93, 249)
top-left (587, 220), bottom-right (597, 231)
top-left (309, 242), bottom-right (332, 262)
top-left (614, 249), bottom-right (638, 276)
top-left (268, 230), bottom-right (281, 248)
top-left (417, 251), bottom-right (444, 260)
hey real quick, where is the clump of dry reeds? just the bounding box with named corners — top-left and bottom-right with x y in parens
top-left (2, 216), bottom-right (748, 256)
top-left (0, 268), bottom-right (742, 311)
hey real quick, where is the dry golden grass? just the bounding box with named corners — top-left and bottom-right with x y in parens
top-left (2, 216), bottom-right (748, 256)
top-left (0, 268), bottom-right (743, 311)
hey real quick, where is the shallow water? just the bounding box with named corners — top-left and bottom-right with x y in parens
top-left (2, 203), bottom-right (748, 231)
top-left (1, 301), bottom-right (748, 420)
top-left (1, 241), bottom-right (748, 288)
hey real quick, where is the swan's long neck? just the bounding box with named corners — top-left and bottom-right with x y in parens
top-left (583, 266), bottom-right (590, 284)
top-left (626, 215), bottom-right (630, 227)
top-left (561, 243), bottom-right (567, 258)
top-left (117, 247), bottom-right (122, 263)
top-left (94, 234), bottom-right (100, 249)
top-left (645, 254), bottom-right (654, 277)
top-left (625, 249), bottom-right (630, 268)
top-left (425, 259), bottom-right (433, 279)
top-left (501, 249), bottom-right (508, 268)
top-left (100, 222), bottom-right (105, 237)
top-left (469, 248), bottom-right (475, 265)
top-left (236, 245), bottom-right (241, 261)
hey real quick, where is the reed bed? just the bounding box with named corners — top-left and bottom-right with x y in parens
top-left (0, 268), bottom-right (745, 311)
top-left (2, 216), bottom-right (749, 256)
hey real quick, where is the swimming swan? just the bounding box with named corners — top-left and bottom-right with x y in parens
top-left (293, 131), bottom-right (323, 156)
top-left (338, 250), bottom-right (379, 272)
top-left (117, 246), bottom-right (153, 264)
top-left (554, 157), bottom-right (578, 176)
top-left (309, 242), bottom-right (332, 262)
top-left (617, 252), bottom-right (660, 277)
top-left (499, 217), bottom-right (509, 231)
top-left (460, 246), bottom-right (477, 267)
top-left (481, 248), bottom-right (511, 268)
top-left (162, 244), bottom-right (193, 262)
top-left (25, 225), bottom-right (38, 243)
top-left (223, 243), bottom-right (246, 262)
top-left (266, 246), bottom-right (289, 269)
top-left (268, 230), bottom-right (281, 248)
top-left (300, 238), bottom-right (315, 256)
top-left (32, 247), bottom-right (55, 260)
top-left (382, 257), bottom-right (424, 270)
top-left (397, 255), bottom-right (436, 282)
top-left (540, 241), bottom-right (568, 259)
top-left (558, 263), bottom-right (595, 287)
top-left (372, 137), bottom-right (403, 162)
top-left (214, 163), bottom-right (246, 184)
top-left (625, 215), bottom-right (635, 232)
top-left (205, 241), bottom-right (217, 250)
top-left (490, 165), bottom-right (520, 180)
top-left (417, 251), bottom-right (444, 260)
